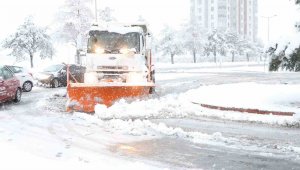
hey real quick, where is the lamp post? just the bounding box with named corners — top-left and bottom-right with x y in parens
top-left (261, 14), bottom-right (277, 72)
top-left (262, 15), bottom-right (277, 42)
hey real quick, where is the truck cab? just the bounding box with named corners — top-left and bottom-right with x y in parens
top-left (79, 23), bottom-right (154, 84)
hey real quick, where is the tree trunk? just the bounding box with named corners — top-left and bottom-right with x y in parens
top-left (171, 53), bottom-right (175, 64)
top-left (231, 52), bottom-right (235, 62)
top-left (213, 51), bottom-right (217, 63)
top-left (193, 49), bottom-right (196, 63)
top-left (246, 53), bottom-right (250, 62)
top-left (30, 53), bottom-right (34, 68)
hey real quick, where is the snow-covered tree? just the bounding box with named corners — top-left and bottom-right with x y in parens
top-left (2, 17), bottom-right (54, 68)
top-left (98, 7), bottom-right (116, 22)
top-left (204, 30), bottom-right (226, 63)
top-left (55, 0), bottom-right (93, 46)
top-left (234, 37), bottom-right (263, 62)
top-left (181, 23), bottom-right (207, 63)
top-left (287, 46), bottom-right (300, 71)
top-left (157, 25), bottom-right (184, 64)
top-left (224, 32), bottom-right (239, 62)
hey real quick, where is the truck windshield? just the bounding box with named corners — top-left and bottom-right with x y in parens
top-left (87, 31), bottom-right (140, 54)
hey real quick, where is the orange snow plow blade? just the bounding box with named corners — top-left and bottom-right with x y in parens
top-left (66, 83), bottom-right (154, 113)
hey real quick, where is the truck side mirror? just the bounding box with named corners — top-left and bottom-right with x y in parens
top-left (61, 70), bottom-right (66, 74)
top-left (0, 76), bottom-right (4, 83)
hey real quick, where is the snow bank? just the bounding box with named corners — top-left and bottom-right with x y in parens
top-left (95, 83), bottom-right (300, 126)
top-left (183, 83), bottom-right (300, 114)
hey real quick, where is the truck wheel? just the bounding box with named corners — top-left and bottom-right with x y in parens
top-left (23, 81), bottom-right (33, 92)
top-left (13, 88), bottom-right (22, 103)
top-left (149, 87), bottom-right (155, 94)
top-left (51, 79), bottom-right (59, 88)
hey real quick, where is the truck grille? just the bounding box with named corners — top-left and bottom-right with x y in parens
top-left (97, 66), bottom-right (128, 70)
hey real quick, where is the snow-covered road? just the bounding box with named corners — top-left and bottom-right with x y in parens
top-left (1, 63), bottom-right (300, 169)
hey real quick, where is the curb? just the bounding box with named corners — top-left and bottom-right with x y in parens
top-left (192, 102), bottom-right (295, 116)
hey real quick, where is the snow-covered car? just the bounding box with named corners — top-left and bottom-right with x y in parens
top-left (5, 65), bottom-right (34, 92)
top-left (0, 65), bottom-right (22, 103)
top-left (34, 64), bottom-right (86, 88)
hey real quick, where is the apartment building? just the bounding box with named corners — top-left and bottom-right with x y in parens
top-left (190, 0), bottom-right (258, 41)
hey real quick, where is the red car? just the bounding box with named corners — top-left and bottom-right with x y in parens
top-left (0, 65), bottom-right (22, 103)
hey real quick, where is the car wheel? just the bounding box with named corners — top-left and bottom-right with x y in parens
top-left (13, 88), bottom-right (22, 103)
top-left (23, 81), bottom-right (33, 92)
top-left (51, 79), bottom-right (59, 88)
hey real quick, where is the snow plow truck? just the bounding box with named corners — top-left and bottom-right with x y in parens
top-left (66, 23), bottom-right (155, 113)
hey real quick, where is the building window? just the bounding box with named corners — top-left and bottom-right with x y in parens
top-left (211, 7), bottom-right (214, 11)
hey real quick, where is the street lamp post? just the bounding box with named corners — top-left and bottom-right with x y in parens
top-left (262, 15), bottom-right (277, 42)
top-left (261, 14), bottom-right (277, 72)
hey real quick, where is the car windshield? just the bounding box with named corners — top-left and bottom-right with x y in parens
top-left (87, 31), bottom-right (140, 54)
top-left (43, 65), bottom-right (64, 72)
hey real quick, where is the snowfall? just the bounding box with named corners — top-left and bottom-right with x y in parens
top-left (1, 62), bottom-right (300, 170)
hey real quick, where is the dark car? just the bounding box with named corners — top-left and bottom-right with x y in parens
top-left (0, 65), bottom-right (22, 103)
top-left (34, 64), bottom-right (86, 88)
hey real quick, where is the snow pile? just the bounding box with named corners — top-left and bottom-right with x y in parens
top-left (183, 83), bottom-right (300, 113)
top-left (95, 83), bottom-right (300, 126)
top-left (95, 95), bottom-right (195, 119)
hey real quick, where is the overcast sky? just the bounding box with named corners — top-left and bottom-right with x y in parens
top-left (0, 0), bottom-right (299, 45)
